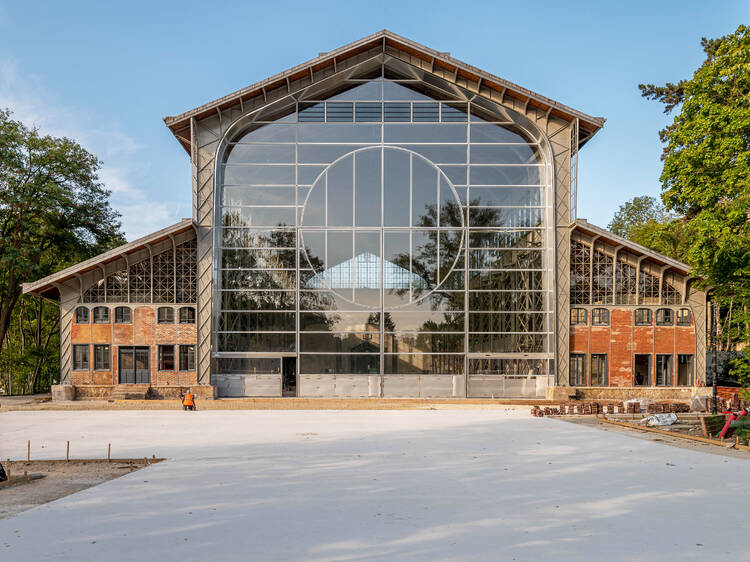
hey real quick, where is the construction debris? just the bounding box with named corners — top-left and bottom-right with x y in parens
top-left (641, 413), bottom-right (678, 426)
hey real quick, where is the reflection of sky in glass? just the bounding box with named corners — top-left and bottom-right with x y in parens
top-left (306, 252), bottom-right (427, 290)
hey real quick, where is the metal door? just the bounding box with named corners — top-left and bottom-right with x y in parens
top-left (135, 348), bottom-right (150, 383)
top-left (118, 347), bottom-right (150, 384)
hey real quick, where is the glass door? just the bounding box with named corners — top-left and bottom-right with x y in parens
top-left (119, 347), bottom-right (151, 384)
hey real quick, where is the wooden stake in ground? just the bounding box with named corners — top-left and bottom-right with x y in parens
top-left (66, 441), bottom-right (70, 462)
top-left (27, 440), bottom-right (30, 462)
top-left (107, 443), bottom-right (111, 463)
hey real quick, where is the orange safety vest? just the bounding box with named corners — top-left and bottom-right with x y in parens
top-left (183, 393), bottom-right (195, 407)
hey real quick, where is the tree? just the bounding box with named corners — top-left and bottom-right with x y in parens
top-left (0, 109), bottom-right (124, 391)
top-left (607, 195), bottom-right (673, 239)
top-left (640, 25), bottom-right (750, 347)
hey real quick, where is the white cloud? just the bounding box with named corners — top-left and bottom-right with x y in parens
top-left (0, 58), bottom-right (176, 240)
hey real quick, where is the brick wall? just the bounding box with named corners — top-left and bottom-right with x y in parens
top-left (570, 306), bottom-right (697, 387)
top-left (70, 304), bottom-right (197, 387)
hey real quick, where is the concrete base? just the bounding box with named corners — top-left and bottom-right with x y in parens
top-left (545, 387), bottom-right (577, 401)
top-left (51, 384), bottom-right (75, 401)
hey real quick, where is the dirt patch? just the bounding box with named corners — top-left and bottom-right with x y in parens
top-left (558, 415), bottom-right (750, 460)
top-left (0, 459), bottom-right (159, 519)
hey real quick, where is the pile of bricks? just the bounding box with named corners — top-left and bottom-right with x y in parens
top-left (644, 402), bottom-right (691, 414)
top-left (730, 393), bottom-right (747, 411)
top-left (531, 400), bottom-right (692, 417)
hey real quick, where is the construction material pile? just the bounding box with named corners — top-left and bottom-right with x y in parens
top-left (530, 401), bottom-right (691, 417)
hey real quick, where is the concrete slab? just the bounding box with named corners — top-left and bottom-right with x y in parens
top-left (1, 410), bottom-right (749, 560)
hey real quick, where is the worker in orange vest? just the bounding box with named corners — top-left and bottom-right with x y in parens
top-left (180, 390), bottom-right (196, 411)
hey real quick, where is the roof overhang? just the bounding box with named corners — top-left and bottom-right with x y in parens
top-left (22, 219), bottom-right (196, 299)
top-left (573, 219), bottom-right (693, 277)
top-left (164, 30), bottom-right (605, 155)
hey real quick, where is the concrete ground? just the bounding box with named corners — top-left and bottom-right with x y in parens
top-left (1, 409), bottom-right (749, 561)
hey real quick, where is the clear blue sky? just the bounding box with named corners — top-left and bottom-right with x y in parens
top-left (1, 1), bottom-right (747, 239)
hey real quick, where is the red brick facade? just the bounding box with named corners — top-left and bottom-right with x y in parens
top-left (570, 306), bottom-right (697, 387)
top-left (70, 305), bottom-right (197, 387)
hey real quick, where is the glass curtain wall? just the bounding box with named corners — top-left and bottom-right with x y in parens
top-left (214, 58), bottom-right (553, 390)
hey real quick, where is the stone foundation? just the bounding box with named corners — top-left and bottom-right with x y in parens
top-left (72, 385), bottom-right (216, 401)
top-left (568, 386), bottom-right (698, 402)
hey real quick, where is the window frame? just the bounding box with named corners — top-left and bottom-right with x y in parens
top-left (591, 308), bottom-right (609, 326)
top-left (655, 354), bottom-right (673, 386)
top-left (179, 344), bottom-right (196, 371)
top-left (677, 354), bottom-right (694, 386)
top-left (676, 308), bottom-right (692, 326)
top-left (157, 307), bottom-right (175, 324)
top-left (590, 354), bottom-right (608, 386)
top-left (75, 306), bottom-right (89, 324)
top-left (570, 353), bottom-right (586, 386)
top-left (93, 344), bottom-right (111, 371)
top-left (114, 306), bottom-right (132, 324)
top-left (93, 306), bottom-right (110, 324)
top-left (655, 308), bottom-right (674, 326)
top-left (179, 306), bottom-right (196, 324)
top-left (634, 354), bottom-right (651, 386)
top-left (158, 344), bottom-right (175, 371)
top-left (570, 308), bottom-right (587, 326)
top-left (72, 344), bottom-right (89, 371)
top-left (634, 308), bottom-right (652, 326)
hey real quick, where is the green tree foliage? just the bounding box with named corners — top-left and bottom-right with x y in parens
top-left (607, 195), bottom-right (673, 239)
top-left (0, 109), bottom-right (124, 393)
top-left (639, 25), bottom-right (750, 348)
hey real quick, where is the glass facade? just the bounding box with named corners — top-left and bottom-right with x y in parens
top-left (213, 60), bottom-right (554, 389)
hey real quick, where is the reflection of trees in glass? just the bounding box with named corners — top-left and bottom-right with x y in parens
top-left (219, 212), bottom-right (336, 335)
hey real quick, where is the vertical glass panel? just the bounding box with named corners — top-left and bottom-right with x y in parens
top-left (326, 155), bottom-right (353, 226)
top-left (439, 176), bottom-right (463, 227)
top-left (383, 149), bottom-right (410, 226)
top-left (301, 234), bottom-right (324, 274)
top-left (411, 155), bottom-right (437, 227)
top-left (302, 176), bottom-right (325, 226)
top-left (354, 149), bottom-right (381, 227)
top-left (412, 230), bottom-right (437, 288)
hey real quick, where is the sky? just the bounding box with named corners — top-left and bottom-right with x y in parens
top-left (0, 1), bottom-right (747, 240)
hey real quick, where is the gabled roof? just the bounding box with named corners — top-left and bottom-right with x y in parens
top-left (573, 219), bottom-right (693, 276)
top-left (306, 252), bottom-right (427, 289)
top-left (22, 219), bottom-right (196, 298)
top-left (164, 30), bottom-right (605, 154)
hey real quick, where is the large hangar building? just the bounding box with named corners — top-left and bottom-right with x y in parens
top-left (24, 31), bottom-right (707, 401)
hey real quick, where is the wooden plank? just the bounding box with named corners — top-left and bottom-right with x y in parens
top-left (600, 418), bottom-right (750, 452)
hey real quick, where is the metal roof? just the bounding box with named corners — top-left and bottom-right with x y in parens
top-left (22, 219), bottom-right (195, 297)
top-left (164, 30), bottom-right (606, 154)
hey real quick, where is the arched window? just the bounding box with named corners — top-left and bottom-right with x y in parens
top-left (676, 308), bottom-right (692, 326)
top-left (634, 308), bottom-right (652, 326)
top-left (179, 306), bottom-right (196, 324)
top-left (570, 308), bottom-right (587, 325)
top-left (114, 306), bottom-right (132, 324)
top-left (592, 308), bottom-right (609, 326)
top-left (93, 306), bottom-right (110, 324)
top-left (656, 308), bottom-right (674, 326)
top-left (157, 307), bottom-right (174, 324)
top-left (75, 306), bottom-right (89, 324)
